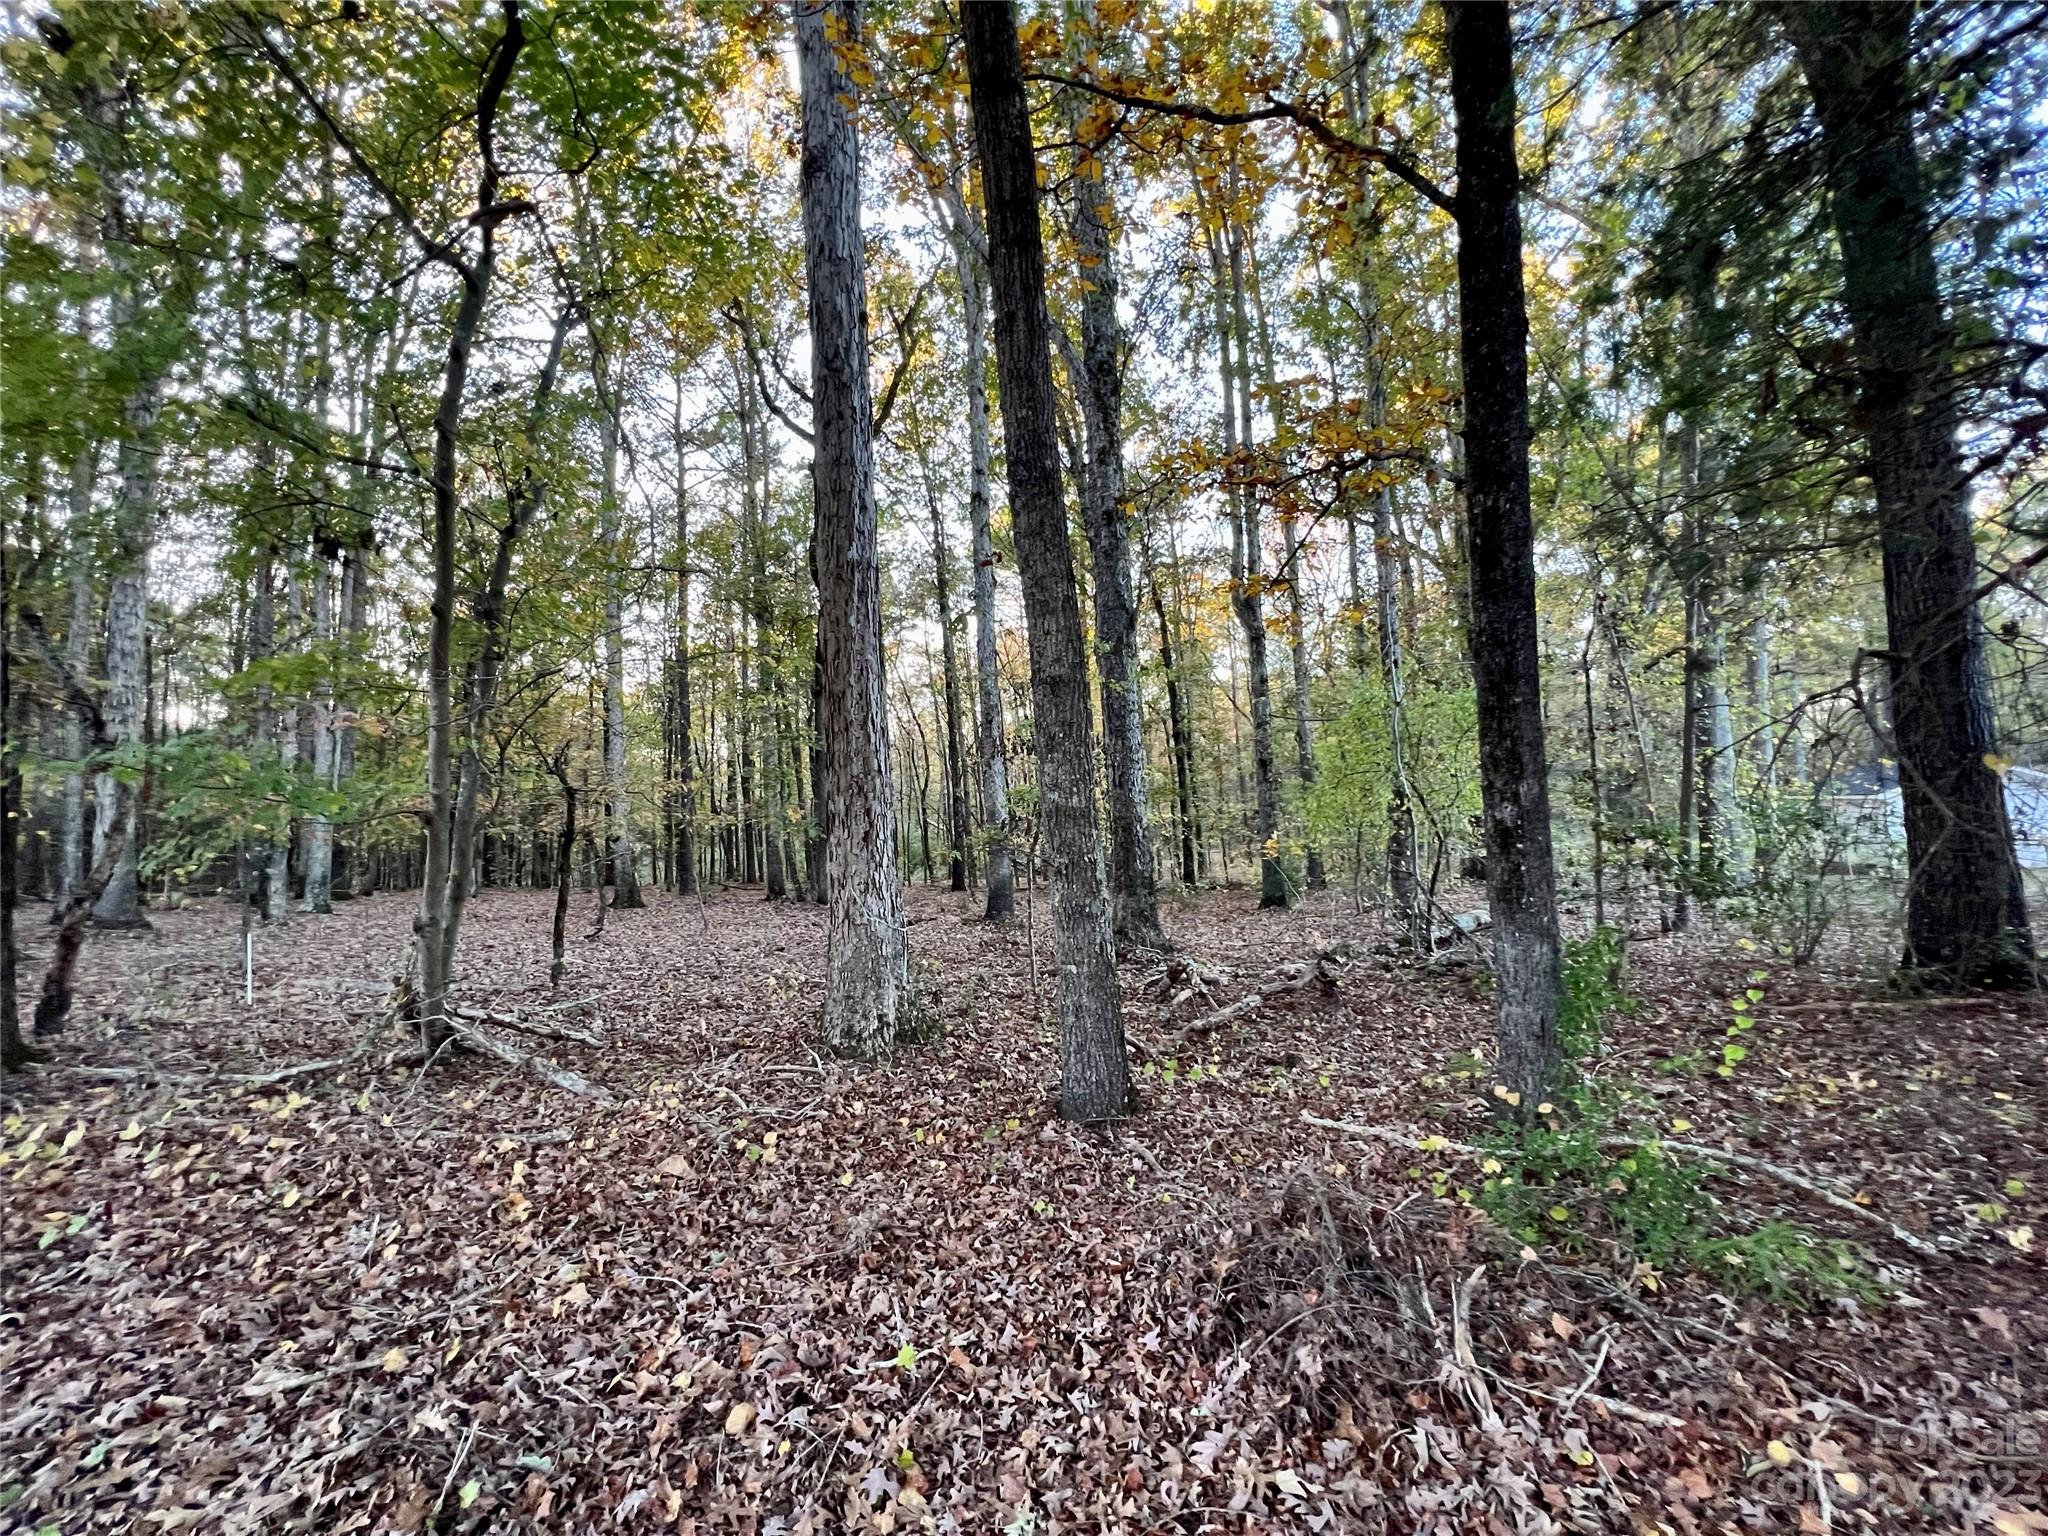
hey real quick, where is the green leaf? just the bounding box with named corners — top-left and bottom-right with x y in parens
top-left (894, 1343), bottom-right (917, 1371)
top-left (458, 1479), bottom-right (481, 1509)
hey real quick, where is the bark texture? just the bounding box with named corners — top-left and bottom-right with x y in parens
top-left (956, 241), bottom-right (1016, 919)
top-left (1447, 0), bottom-right (1562, 1105)
top-left (797, 0), bottom-right (912, 1057)
top-left (1062, 11), bottom-right (1163, 950)
top-left (1783, 0), bottom-right (2033, 985)
top-left (965, 0), bottom-right (1130, 1123)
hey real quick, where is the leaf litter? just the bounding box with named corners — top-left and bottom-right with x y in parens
top-left (2, 886), bottom-right (2043, 1533)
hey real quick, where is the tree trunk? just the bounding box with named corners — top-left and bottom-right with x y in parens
top-left (1333, 6), bottom-right (1422, 941)
top-left (926, 484), bottom-right (972, 892)
top-left (1151, 576), bottom-right (1200, 889)
top-left (1, 540), bottom-right (23, 1072)
top-left (807, 634), bottom-right (829, 904)
top-left (1782, 2), bottom-right (2032, 986)
top-left (89, 379), bottom-right (157, 930)
top-left (79, 70), bottom-right (159, 933)
top-left (798, 0), bottom-right (912, 1057)
top-left (955, 240), bottom-right (1016, 919)
top-left (965, 0), bottom-right (1130, 1123)
top-left (1447, 0), bottom-right (1562, 1105)
top-left (57, 447), bottom-right (94, 909)
top-left (597, 346), bottom-right (644, 909)
top-left (672, 366), bottom-right (697, 896)
top-left (1207, 219), bottom-right (1286, 908)
top-left (1062, 29), bottom-right (1164, 949)
top-left (300, 554), bottom-right (336, 913)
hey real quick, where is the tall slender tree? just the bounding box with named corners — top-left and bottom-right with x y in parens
top-left (797, 0), bottom-right (912, 1056)
top-left (1060, 0), bottom-right (1165, 950)
top-left (1447, 0), bottom-right (1562, 1105)
top-left (965, 0), bottom-right (1130, 1123)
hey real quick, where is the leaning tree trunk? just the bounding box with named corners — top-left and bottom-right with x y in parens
top-left (1447, 0), bottom-right (1563, 1106)
top-left (797, 0), bottom-right (912, 1057)
top-left (1062, 27), bottom-right (1164, 951)
top-left (965, 0), bottom-right (1130, 1123)
top-left (409, 4), bottom-right (529, 1055)
top-left (955, 241), bottom-right (1016, 919)
top-left (1782, 1), bottom-right (2033, 986)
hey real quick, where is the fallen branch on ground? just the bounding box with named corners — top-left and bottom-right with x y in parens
top-left (1300, 1112), bottom-right (1945, 1259)
top-left (1771, 996), bottom-right (2010, 1014)
top-left (451, 1005), bottom-right (605, 1050)
top-left (1169, 940), bottom-right (1361, 1045)
top-left (451, 1020), bottom-right (614, 1103)
top-left (66, 1056), bottom-right (355, 1086)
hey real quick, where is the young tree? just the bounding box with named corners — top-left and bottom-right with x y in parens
top-left (964, 0), bottom-right (1130, 1123)
top-left (1780, 2), bottom-right (2034, 987)
top-left (797, 0), bottom-right (912, 1056)
top-left (1446, 0), bottom-right (1562, 1105)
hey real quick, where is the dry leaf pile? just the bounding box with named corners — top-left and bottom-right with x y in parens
top-left (2, 885), bottom-right (2043, 1534)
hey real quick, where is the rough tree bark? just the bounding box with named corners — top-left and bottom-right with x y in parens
top-left (1061, 10), bottom-right (1164, 950)
top-left (965, 0), bottom-right (1130, 1122)
top-left (797, 0), bottom-right (912, 1056)
top-left (1447, 0), bottom-right (1563, 1104)
top-left (1782, 1), bottom-right (2034, 986)
top-left (954, 239), bottom-right (1016, 919)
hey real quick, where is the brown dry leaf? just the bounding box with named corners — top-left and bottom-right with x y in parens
top-left (723, 1402), bottom-right (756, 1436)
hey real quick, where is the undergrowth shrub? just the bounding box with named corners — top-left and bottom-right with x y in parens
top-left (1468, 938), bottom-right (1882, 1305)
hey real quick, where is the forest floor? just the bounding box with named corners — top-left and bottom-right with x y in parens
top-left (1, 883), bottom-right (2044, 1535)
